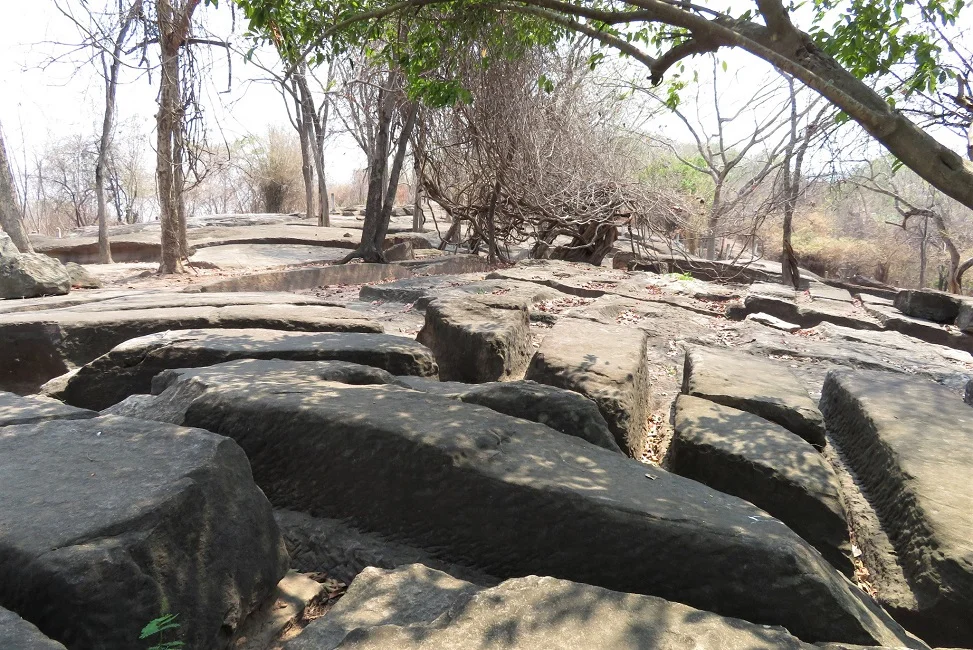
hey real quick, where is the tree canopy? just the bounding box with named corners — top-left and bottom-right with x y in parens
top-left (234, 0), bottom-right (973, 213)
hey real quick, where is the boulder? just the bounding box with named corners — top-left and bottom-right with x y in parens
top-left (0, 391), bottom-right (96, 426)
top-left (382, 241), bottom-right (414, 262)
top-left (893, 289), bottom-right (968, 324)
top-left (55, 329), bottom-right (438, 410)
top-left (0, 608), bottom-right (66, 650)
top-left (682, 347), bottom-right (826, 448)
top-left (417, 297), bottom-right (532, 383)
top-left (288, 565), bottom-right (879, 650)
top-left (0, 231), bottom-right (20, 257)
top-left (820, 370), bottom-right (973, 648)
top-left (0, 415), bottom-right (288, 649)
top-left (64, 262), bottom-right (102, 289)
top-left (275, 510), bottom-right (493, 586)
top-left (954, 302), bottom-right (973, 335)
top-left (394, 377), bottom-right (622, 453)
top-left (0, 301), bottom-right (382, 394)
top-left (184, 382), bottom-right (920, 646)
top-left (525, 317), bottom-right (650, 454)
top-left (669, 395), bottom-right (852, 574)
top-left (0, 253), bottom-right (71, 299)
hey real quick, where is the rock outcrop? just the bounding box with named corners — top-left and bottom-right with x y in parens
top-left (820, 370), bottom-right (973, 647)
top-left (0, 415), bottom-right (288, 649)
top-left (183, 382), bottom-right (919, 646)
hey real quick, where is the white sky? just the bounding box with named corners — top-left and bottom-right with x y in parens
top-left (0, 1), bottom-right (968, 192)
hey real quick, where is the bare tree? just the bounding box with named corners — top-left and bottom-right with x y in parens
top-left (0, 122), bottom-right (33, 252)
top-left (54, 0), bottom-right (148, 263)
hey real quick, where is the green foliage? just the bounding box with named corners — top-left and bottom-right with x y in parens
top-left (140, 614), bottom-right (184, 650)
top-left (809, 0), bottom-right (964, 100)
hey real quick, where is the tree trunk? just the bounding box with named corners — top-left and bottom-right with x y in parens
top-left (0, 122), bottom-right (32, 252)
top-left (918, 216), bottom-right (928, 288)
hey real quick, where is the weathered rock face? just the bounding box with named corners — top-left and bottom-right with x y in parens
top-left (417, 297), bottom-right (532, 383)
top-left (287, 564), bottom-right (865, 650)
top-left (668, 395), bottom-right (852, 574)
top-left (0, 415), bottom-right (289, 650)
top-left (183, 382), bottom-right (920, 646)
top-left (63, 262), bottom-right (101, 289)
top-left (382, 240), bottom-right (414, 261)
top-left (864, 302), bottom-right (973, 354)
top-left (820, 370), bottom-right (973, 648)
top-left (275, 510), bottom-right (493, 587)
top-left (0, 300), bottom-right (383, 394)
top-left (0, 231), bottom-right (20, 257)
top-left (525, 317), bottom-right (650, 454)
top-left (682, 346), bottom-right (826, 448)
top-left (738, 292), bottom-right (882, 331)
top-left (0, 252), bottom-right (71, 300)
top-left (53, 328), bottom-right (438, 410)
top-left (0, 607), bottom-right (67, 650)
top-left (893, 289), bottom-right (969, 324)
top-left (391, 377), bottom-right (622, 453)
top-left (0, 391), bottom-right (96, 426)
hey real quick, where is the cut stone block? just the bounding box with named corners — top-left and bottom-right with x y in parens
top-left (820, 370), bottom-right (973, 647)
top-left (0, 301), bottom-right (382, 394)
top-left (893, 289), bottom-right (970, 324)
top-left (288, 565), bottom-right (889, 650)
top-left (55, 329), bottom-right (438, 410)
top-left (525, 317), bottom-right (650, 453)
top-left (417, 296), bottom-right (532, 383)
top-left (0, 391), bottom-right (96, 426)
top-left (669, 395), bottom-right (851, 574)
top-left (184, 382), bottom-right (920, 646)
top-left (0, 607), bottom-right (66, 650)
top-left (682, 346), bottom-right (826, 448)
top-left (0, 415), bottom-right (288, 649)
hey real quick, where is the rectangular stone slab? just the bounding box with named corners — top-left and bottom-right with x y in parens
top-left (820, 370), bottom-right (973, 647)
top-left (669, 395), bottom-right (851, 574)
top-left (0, 415), bottom-right (288, 649)
top-left (682, 346), bottom-right (826, 448)
top-left (0, 391), bottom-right (96, 426)
top-left (0, 303), bottom-right (382, 394)
top-left (525, 317), bottom-right (649, 454)
top-left (55, 328), bottom-right (439, 410)
top-left (184, 383), bottom-right (919, 647)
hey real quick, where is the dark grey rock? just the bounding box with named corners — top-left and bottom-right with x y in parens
top-left (525, 317), bottom-right (650, 454)
top-left (183, 382), bottom-right (919, 646)
top-left (0, 302), bottom-right (382, 394)
top-left (0, 607), bottom-right (66, 650)
top-left (682, 346), bottom-right (826, 448)
top-left (0, 391), bottom-right (96, 426)
top-left (417, 296), bottom-right (532, 383)
top-left (893, 289), bottom-right (969, 324)
top-left (820, 370), bottom-right (973, 647)
top-left (285, 565), bottom-right (482, 650)
top-left (54, 329), bottom-right (437, 410)
top-left (864, 303), bottom-right (973, 354)
top-left (288, 565), bottom-right (883, 650)
top-left (740, 293), bottom-right (882, 331)
top-left (274, 510), bottom-right (493, 586)
top-left (669, 395), bottom-right (852, 574)
top-left (0, 415), bottom-right (288, 649)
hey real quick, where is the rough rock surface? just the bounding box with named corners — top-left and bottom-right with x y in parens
top-left (275, 510), bottom-right (493, 586)
top-left (893, 289), bottom-right (969, 324)
top-left (682, 346), bottom-right (826, 448)
top-left (183, 382), bottom-right (919, 646)
top-left (417, 296), bottom-right (532, 383)
top-left (0, 299), bottom-right (382, 394)
top-left (0, 252), bottom-right (71, 300)
top-left (668, 395), bottom-right (851, 574)
top-left (0, 415), bottom-right (288, 649)
top-left (820, 370), bottom-right (973, 647)
top-left (525, 317), bottom-right (650, 453)
top-left (288, 564), bottom-right (870, 650)
top-left (863, 303), bottom-right (973, 354)
top-left (54, 329), bottom-right (437, 410)
top-left (0, 391), bottom-right (96, 426)
top-left (738, 292), bottom-right (882, 331)
top-left (0, 607), bottom-right (67, 650)
top-left (64, 262), bottom-right (101, 289)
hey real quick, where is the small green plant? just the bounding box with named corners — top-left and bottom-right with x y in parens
top-left (140, 614), bottom-right (184, 650)
top-left (675, 272), bottom-right (693, 281)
